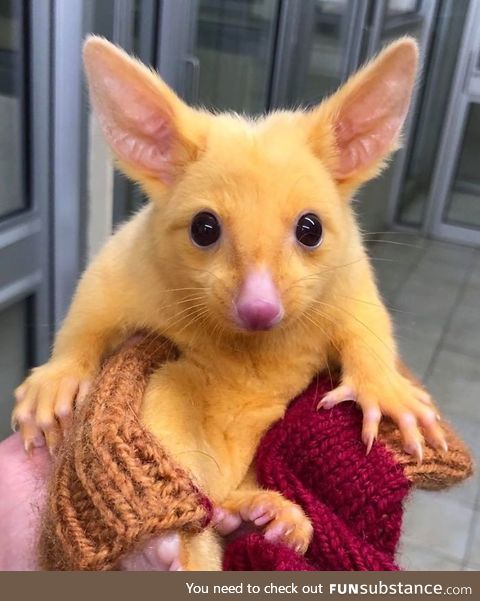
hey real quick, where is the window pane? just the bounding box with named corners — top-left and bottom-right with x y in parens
top-left (0, 300), bottom-right (28, 440)
top-left (112, 0), bottom-right (159, 222)
top-left (291, 0), bottom-right (353, 104)
top-left (356, 0), bottom-right (437, 230)
top-left (444, 102), bottom-right (480, 229)
top-left (381, 0), bottom-right (423, 45)
top-left (194, 0), bottom-right (280, 113)
top-left (386, 0), bottom-right (420, 17)
top-left (394, 0), bottom-right (469, 226)
top-left (0, 0), bottom-right (27, 219)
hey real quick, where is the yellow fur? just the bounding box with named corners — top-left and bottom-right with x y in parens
top-left (13, 37), bottom-right (445, 570)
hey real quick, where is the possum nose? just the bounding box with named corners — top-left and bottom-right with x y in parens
top-left (235, 270), bottom-right (284, 331)
top-left (237, 300), bottom-right (282, 331)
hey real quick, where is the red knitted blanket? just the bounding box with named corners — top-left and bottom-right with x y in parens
top-left (224, 378), bottom-right (408, 570)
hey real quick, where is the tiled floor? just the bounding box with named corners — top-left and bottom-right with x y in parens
top-left (369, 233), bottom-right (480, 571)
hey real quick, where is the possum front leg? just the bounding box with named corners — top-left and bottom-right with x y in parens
top-left (218, 468), bottom-right (313, 555)
top-left (12, 260), bottom-right (129, 453)
top-left (318, 294), bottom-right (447, 461)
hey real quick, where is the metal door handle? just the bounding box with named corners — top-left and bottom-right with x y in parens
top-left (185, 55), bottom-right (200, 105)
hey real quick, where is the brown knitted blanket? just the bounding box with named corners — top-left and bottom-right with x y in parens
top-left (38, 335), bottom-right (212, 571)
top-left (38, 335), bottom-right (473, 570)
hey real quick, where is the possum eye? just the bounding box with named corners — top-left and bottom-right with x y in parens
top-left (295, 213), bottom-right (323, 248)
top-left (190, 211), bottom-right (221, 247)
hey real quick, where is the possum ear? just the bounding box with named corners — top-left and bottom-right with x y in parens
top-left (83, 36), bottom-right (204, 187)
top-left (308, 38), bottom-right (418, 193)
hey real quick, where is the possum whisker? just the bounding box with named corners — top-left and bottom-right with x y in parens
top-left (162, 301), bottom-right (210, 325)
top-left (177, 262), bottom-right (232, 294)
top-left (141, 304), bottom-right (210, 356)
top-left (141, 306), bottom-right (209, 357)
top-left (301, 303), bottom-right (341, 356)
top-left (298, 313), bottom-right (335, 392)
top-left (307, 302), bottom-right (395, 380)
top-left (362, 230), bottom-right (421, 237)
top-left (162, 305), bottom-right (210, 335)
top-left (208, 316), bottom-right (226, 350)
top-left (184, 311), bottom-right (210, 350)
top-left (364, 239), bottom-right (423, 248)
top-left (311, 298), bottom-right (395, 356)
top-left (160, 286), bottom-right (210, 293)
top-left (174, 307), bottom-right (210, 337)
top-left (157, 294), bottom-right (208, 315)
top-left (334, 294), bottom-right (413, 315)
top-left (286, 255), bottom-right (401, 293)
top-left (368, 257), bottom-right (400, 262)
top-left (308, 304), bottom-right (397, 386)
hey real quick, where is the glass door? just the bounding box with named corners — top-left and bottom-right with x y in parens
top-left (0, 0), bottom-right (51, 438)
top-left (270, 0), bottom-right (369, 108)
top-left (388, 0), bottom-right (469, 229)
top-left (359, 0), bottom-right (437, 232)
top-left (158, 0), bottom-right (281, 113)
top-left (268, 0), bottom-right (436, 234)
top-left (114, 0), bottom-right (371, 225)
top-left (113, 0), bottom-right (459, 241)
top-left (427, 0), bottom-right (480, 245)
top-left (112, 0), bottom-right (282, 222)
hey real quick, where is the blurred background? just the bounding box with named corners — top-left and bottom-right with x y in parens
top-left (0, 0), bottom-right (478, 570)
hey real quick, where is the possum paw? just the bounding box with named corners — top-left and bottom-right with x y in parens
top-left (317, 375), bottom-right (447, 463)
top-left (221, 490), bottom-right (313, 554)
top-left (12, 362), bottom-right (92, 455)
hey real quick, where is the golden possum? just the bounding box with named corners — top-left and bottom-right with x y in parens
top-left (13, 37), bottom-right (447, 570)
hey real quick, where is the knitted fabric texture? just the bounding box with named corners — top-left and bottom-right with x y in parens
top-left (223, 379), bottom-right (473, 571)
top-left (38, 335), bottom-right (213, 571)
top-left (38, 335), bottom-right (473, 571)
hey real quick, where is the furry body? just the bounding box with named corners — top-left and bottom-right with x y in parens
top-left (13, 37), bottom-right (446, 570)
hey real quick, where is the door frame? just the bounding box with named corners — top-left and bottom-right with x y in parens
top-left (425, 0), bottom-right (480, 245)
top-left (156, 0), bottom-right (198, 102)
top-left (133, 0), bottom-right (480, 247)
top-left (110, 0), bottom-right (161, 226)
top-left (0, 0), bottom-right (52, 364)
top-left (52, 0), bottom-right (87, 329)
top-left (381, 0), bottom-right (438, 229)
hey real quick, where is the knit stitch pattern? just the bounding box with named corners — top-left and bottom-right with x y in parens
top-left (223, 379), bottom-right (471, 570)
top-left (37, 335), bottom-right (473, 571)
top-left (38, 335), bottom-right (213, 571)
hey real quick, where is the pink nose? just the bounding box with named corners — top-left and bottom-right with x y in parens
top-left (237, 299), bottom-right (282, 331)
top-left (235, 270), bottom-right (284, 331)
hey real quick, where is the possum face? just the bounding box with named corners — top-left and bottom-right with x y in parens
top-left (84, 36), bottom-right (417, 335)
